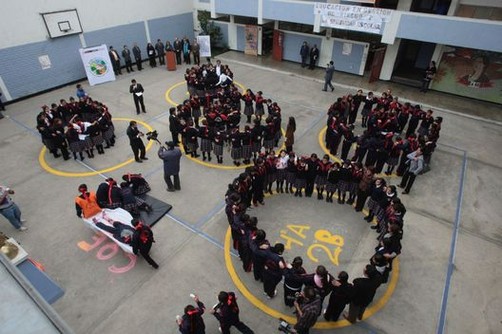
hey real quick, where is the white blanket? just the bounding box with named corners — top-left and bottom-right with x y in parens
top-left (82, 208), bottom-right (135, 253)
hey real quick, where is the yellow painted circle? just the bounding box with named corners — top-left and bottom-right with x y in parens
top-left (318, 127), bottom-right (398, 178)
top-left (39, 118), bottom-right (154, 177)
top-left (224, 206), bottom-right (400, 329)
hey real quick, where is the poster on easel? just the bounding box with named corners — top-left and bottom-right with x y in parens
top-left (197, 35), bottom-right (211, 58)
top-left (79, 44), bottom-right (116, 86)
top-left (245, 25), bottom-right (258, 56)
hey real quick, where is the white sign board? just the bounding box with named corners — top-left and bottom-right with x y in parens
top-left (38, 55), bottom-right (52, 70)
top-left (197, 35), bottom-right (211, 58)
top-left (314, 3), bottom-right (393, 34)
top-left (79, 44), bottom-right (115, 86)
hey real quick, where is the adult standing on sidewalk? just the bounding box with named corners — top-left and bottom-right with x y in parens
top-left (322, 61), bottom-right (335, 92)
top-left (158, 141), bottom-right (182, 192)
top-left (129, 79), bottom-right (146, 115)
top-left (300, 41), bottom-right (309, 68)
top-left (132, 42), bottom-right (143, 71)
top-left (155, 39), bottom-right (165, 66)
top-left (309, 44), bottom-right (319, 70)
top-left (0, 185), bottom-right (27, 231)
top-left (122, 45), bottom-right (134, 73)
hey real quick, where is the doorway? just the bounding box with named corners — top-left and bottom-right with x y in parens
top-left (261, 22), bottom-right (274, 56)
top-left (392, 39), bottom-right (436, 86)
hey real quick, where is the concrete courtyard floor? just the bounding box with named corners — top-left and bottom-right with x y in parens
top-left (1, 51), bottom-right (501, 334)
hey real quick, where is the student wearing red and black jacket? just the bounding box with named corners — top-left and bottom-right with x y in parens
top-left (210, 291), bottom-right (254, 334)
top-left (177, 295), bottom-right (206, 334)
top-left (131, 219), bottom-right (158, 269)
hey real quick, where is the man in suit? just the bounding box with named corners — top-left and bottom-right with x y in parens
top-left (122, 45), bottom-right (134, 73)
top-left (132, 42), bottom-right (142, 71)
top-left (173, 37), bottom-right (182, 65)
top-left (300, 41), bottom-right (309, 68)
top-left (155, 39), bottom-right (165, 66)
top-left (168, 107), bottom-right (180, 145)
top-left (109, 46), bottom-right (121, 75)
top-left (323, 60), bottom-right (335, 92)
top-left (129, 79), bottom-right (146, 114)
top-left (126, 121), bottom-right (148, 163)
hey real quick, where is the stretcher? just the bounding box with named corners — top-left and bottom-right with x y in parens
top-left (82, 208), bottom-right (135, 253)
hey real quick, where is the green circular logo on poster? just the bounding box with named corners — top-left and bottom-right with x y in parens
top-left (89, 58), bottom-right (108, 76)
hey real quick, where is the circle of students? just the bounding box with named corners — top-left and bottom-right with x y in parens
top-left (36, 84), bottom-right (116, 161)
top-left (175, 86), bottom-right (443, 333)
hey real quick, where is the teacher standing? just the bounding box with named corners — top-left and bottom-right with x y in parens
top-left (129, 79), bottom-right (146, 114)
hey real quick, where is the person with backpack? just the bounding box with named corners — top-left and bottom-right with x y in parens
top-left (131, 219), bottom-right (159, 269)
top-left (210, 291), bottom-right (254, 334)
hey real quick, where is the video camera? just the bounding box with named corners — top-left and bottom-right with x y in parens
top-left (278, 318), bottom-right (294, 333)
top-left (146, 130), bottom-right (162, 145)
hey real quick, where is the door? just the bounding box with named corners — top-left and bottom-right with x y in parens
top-left (369, 47), bottom-right (386, 83)
top-left (272, 30), bottom-right (284, 61)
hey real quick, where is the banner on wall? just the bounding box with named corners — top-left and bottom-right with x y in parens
top-left (432, 46), bottom-right (502, 104)
top-left (245, 25), bottom-right (258, 56)
top-left (79, 44), bottom-right (115, 86)
top-left (314, 3), bottom-right (392, 34)
top-left (197, 35), bottom-right (211, 58)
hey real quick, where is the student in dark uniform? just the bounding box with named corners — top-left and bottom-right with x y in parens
top-left (325, 162), bottom-right (340, 203)
top-left (283, 256), bottom-right (307, 307)
top-left (126, 121), bottom-right (147, 162)
top-left (213, 128), bottom-right (226, 164)
top-left (294, 157), bottom-right (308, 198)
top-left (96, 178), bottom-right (123, 209)
top-left (252, 158), bottom-right (266, 206)
top-left (242, 89), bottom-right (255, 123)
top-left (198, 120), bottom-right (213, 161)
top-left (350, 89), bottom-right (364, 125)
top-left (177, 294), bottom-right (206, 334)
top-left (262, 243), bottom-right (286, 299)
top-left (229, 127), bottom-right (242, 166)
top-left (361, 92), bottom-right (377, 128)
top-left (285, 153), bottom-right (297, 194)
top-left (241, 125), bottom-right (253, 165)
top-left (250, 120), bottom-right (263, 160)
top-left (168, 107), bottom-right (181, 146)
top-left (315, 154), bottom-right (331, 200)
top-left (364, 178), bottom-right (386, 223)
top-left (184, 121), bottom-right (200, 158)
top-left (305, 154), bottom-right (319, 198)
top-left (337, 160), bottom-right (352, 204)
top-left (131, 219), bottom-right (159, 269)
top-left (121, 173), bottom-right (151, 195)
top-left (324, 271), bottom-right (352, 322)
top-left (210, 291), bottom-right (254, 334)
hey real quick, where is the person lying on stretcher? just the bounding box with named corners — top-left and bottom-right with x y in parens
top-left (92, 213), bottom-right (135, 244)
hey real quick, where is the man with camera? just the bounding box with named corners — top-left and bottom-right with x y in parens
top-left (158, 141), bottom-right (182, 192)
top-left (126, 121), bottom-right (148, 163)
top-left (291, 286), bottom-right (321, 334)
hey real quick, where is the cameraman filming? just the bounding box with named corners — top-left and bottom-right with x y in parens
top-left (292, 286), bottom-right (321, 334)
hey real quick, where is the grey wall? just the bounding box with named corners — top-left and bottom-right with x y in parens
top-left (215, 0), bottom-right (258, 17)
top-left (397, 13), bottom-right (502, 53)
top-left (0, 13), bottom-right (194, 101)
top-left (84, 22), bottom-right (147, 51)
top-left (148, 13), bottom-right (195, 43)
top-left (0, 35), bottom-right (85, 100)
top-left (332, 41), bottom-right (368, 75)
top-left (236, 25), bottom-right (245, 52)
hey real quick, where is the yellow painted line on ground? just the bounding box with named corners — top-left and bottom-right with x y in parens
top-left (224, 225), bottom-right (399, 329)
top-left (318, 127), bottom-right (398, 179)
top-left (39, 118), bottom-right (154, 177)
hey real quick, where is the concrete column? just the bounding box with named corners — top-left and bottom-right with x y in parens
top-left (447, 0), bottom-right (460, 16)
top-left (379, 38), bottom-right (401, 80)
top-left (397, 0), bottom-right (413, 11)
top-left (228, 16), bottom-right (237, 50)
top-left (144, 21), bottom-right (151, 43)
top-left (258, 0), bottom-right (263, 25)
